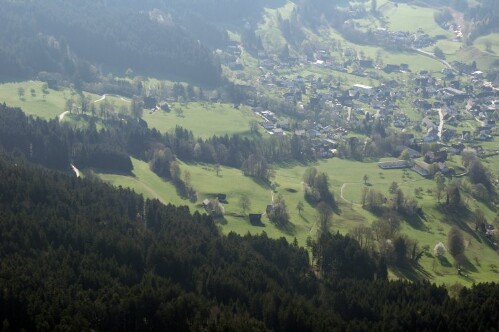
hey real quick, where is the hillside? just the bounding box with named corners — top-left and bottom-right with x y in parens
top-left (0, 0), bottom-right (498, 290)
top-left (0, 152), bottom-right (498, 330)
top-left (0, 0), bottom-right (222, 85)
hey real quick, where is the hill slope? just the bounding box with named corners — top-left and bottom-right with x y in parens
top-left (0, 153), bottom-right (498, 331)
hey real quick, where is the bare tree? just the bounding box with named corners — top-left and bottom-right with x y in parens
top-left (214, 164), bottom-right (221, 177)
top-left (239, 194), bottom-right (251, 214)
top-left (296, 200), bottom-right (304, 216)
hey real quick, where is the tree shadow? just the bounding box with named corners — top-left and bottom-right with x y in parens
top-left (274, 220), bottom-right (297, 236)
top-left (249, 176), bottom-right (273, 190)
top-left (405, 213), bottom-right (429, 231)
top-left (458, 273), bottom-right (476, 283)
top-left (438, 256), bottom-right (452, 267)
top-left (438, 205), bottom-right (482, 243)
top-left (391, 262), bottom-right (433, 282)
top-left (299, 214), bottom-right (310, 224)
top-left (455, 254), bottom-right (478, 273)
top-left (213, 217), bottom-right (227, 226)
top-left (90, 167), bottom-right (134, 177)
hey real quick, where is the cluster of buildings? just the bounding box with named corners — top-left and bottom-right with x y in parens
top-left (219, 27), bottom-right (498, 166)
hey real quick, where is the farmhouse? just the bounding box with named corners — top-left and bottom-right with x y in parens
top-left (249, 214), bottom-right (263, 226)
top-left (378, 160), bottom-right (412, 170)
top-left (217, 193), bottom-right (227, 202)
top-left (412, 161), bottom-right (431, 177)
top-left (352, 84), bottom-right (373, 96)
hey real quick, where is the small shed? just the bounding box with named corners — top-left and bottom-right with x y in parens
top-left (217, 193), bottom-right (227, 202)
top-left (249, 214), bottom-right (263, 226)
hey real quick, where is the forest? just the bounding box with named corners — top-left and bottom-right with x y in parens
top-left (0, 0), bottom-right (222, 85)
top-left (0, 103), bottom-right (313, 177)
top-left (0, 142), bottom-right (498, 331)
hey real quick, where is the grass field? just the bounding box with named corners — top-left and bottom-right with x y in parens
top-left (97, 158), bottom-right (190, 207)
top-left (143, 102), bottom-right (262, 138)
top-left (0, 81), bottom-right (67, 119)
top-left (256, 1), bottom-right (296, 53)
top-left (98, 155), bottom-right (499, 285)
top-left (0, 81), bottom-right (131, 121)
top-left (474, 33), bottom-right (499, 55)
top-left (381, 3), bottom-right (451, 38)
top-left (317, 25), bottom-right (445, 74)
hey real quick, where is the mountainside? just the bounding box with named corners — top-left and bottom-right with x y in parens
top-left (0, 148), bottom-right (498, 331)
top-left (0, 0), bottom-right (224, 85)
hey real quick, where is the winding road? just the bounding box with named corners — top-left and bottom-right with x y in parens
top-left (58, 111), bottom-right (70, 122)
top-left (93, 94), bottom-right (131, 103)
top-left (340, 183), bottom-right (361, 206)
top-left (71, 164), bottom-right (81, 178)
top-left (413, 48), bottom-right (453, 70)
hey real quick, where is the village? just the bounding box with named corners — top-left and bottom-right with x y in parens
top-left (220, 35), bottom-right (498, 179)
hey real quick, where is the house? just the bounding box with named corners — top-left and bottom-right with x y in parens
top-left (384, 64), bottom-right (400, 73)
top-left (143, 96), bottom-right (157, 109)
top-left (461, 131), bottom-right (472, 141)
top-left (277, 120), bottom-right (290, 130)
top-left (395, 145), bottom-right (421, 159)
top-left (217, 193), bottom-right (227, 202)
top-left (249, 214), bottom-right (263, 226)
top-left (378, 160), bottom-right (412, 170)
top-left (412, 161), bottom-right (431, 177)
top-left (159, 101), bottom-right (171, 111)
top-left (436, 162), bottom-right (451, 175)
top-left (400, 63), bottom-right (410, 71)
top-left (421, 116), bottom-right (437, 130)
top-left (424, 151), bottom-right (448, 164)
top-left (423, 128), bottom-right (439, 142)
top-left (352, 84), bottom-right (373, 96)
top-left (261, 121), bottom-right (275, 130)
top-left (359, 59), bottom-right (373, 68)
top-left (272, 128), bottom-right (284, 135)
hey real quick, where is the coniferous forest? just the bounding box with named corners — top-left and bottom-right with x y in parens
top-left (0, 150), bottom-right (498, 331)
top-left (0, 103), bottom-right (498, 330)
top-left (0, 0), bottom-right (224, 85)
top-left (1, 0), bottom-right (499, 330)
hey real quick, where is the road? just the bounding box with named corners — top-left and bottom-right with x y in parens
top-left (58, 111), bottom-right (70, 122)
top-left (438, 108), bottom-right (445, 140)
top-left (71, 164), bottom-right (81, 178)
top-left (412, 48), bottom-right (453, 70)
top-left (93, 94), bottom-right (131, 103)
top-left (340, 183), bottom-right (361, 206)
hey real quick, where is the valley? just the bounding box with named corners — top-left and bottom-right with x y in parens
top-left (1, 0), bottom-right (498, 287)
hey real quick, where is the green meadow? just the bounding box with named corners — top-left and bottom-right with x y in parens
top-left (2, 1), bottom-right (498, 285)
top-left (381, 3), bottom-right (451, 38)
top-left (98, 155), bottom-right (499, 285)
top-left (0, 81), bottom-right (67, 119)
top-left (143, 102), bottom-right (262, 138)
top-left (0, 81), bottom-right (130, 121)
top-left (474, 33), bottom-right (499, 54)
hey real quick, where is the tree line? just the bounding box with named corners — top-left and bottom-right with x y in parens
top-left (0, 103), bottom-right (314, 182)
